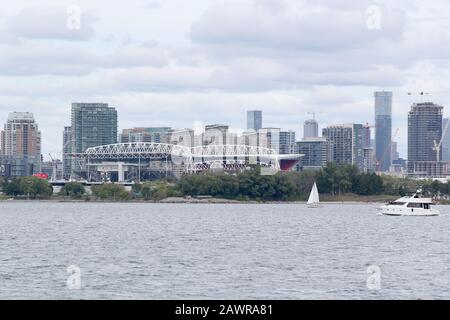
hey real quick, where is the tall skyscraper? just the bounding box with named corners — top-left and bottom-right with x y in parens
top-left (442, 118), bottom-right (450, 161)
top-left (1, 112), bottom-right (41, 157)
top-left (408, 102), bottom-right (443, 174)
top-left (375, 91), bottom-right (393, 172)
top-left (304, 119), bottom-right (319, 138)
top-left (62, 126), bottom-right (72, 179)
top-left (71, 103), bottom-right (118, 154)
top-left (323, 124), bottom-right (364, 170)
top-left (247, 110), bottom-right (262, 131)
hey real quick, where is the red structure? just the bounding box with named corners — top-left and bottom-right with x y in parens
top-left (33, 173), bottom-right (49, 180)
top-left (280, 159), bottom-right (300, 171)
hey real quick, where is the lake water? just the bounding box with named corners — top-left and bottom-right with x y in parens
top-left (0, 202), bottom-right (449, 300)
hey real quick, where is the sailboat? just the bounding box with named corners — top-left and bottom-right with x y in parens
top-left (307, 182), bottom-right (322, 208)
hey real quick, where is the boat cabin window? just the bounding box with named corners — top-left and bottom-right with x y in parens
top-left (424, 204), bottom-right (430, 210)
top-left (390, 202), bottom-right (406, 206)
top-left (407, 203), bottom-right (423, 208)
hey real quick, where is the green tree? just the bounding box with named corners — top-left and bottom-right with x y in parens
top-left (91, 183), bottom-right (131, 201)
top-left (398, 185), bottom-right (406, 197)
top-left (131, 183), bottom-right (143, 196)
top-left (138, 181), bottom-right (179, 200)
top-left (18, 177), bottom-right (53, 199)
top-left (273, 173), bottom-right (297, 200)
top-left (60, 182), bottom-right (85, 199)
top-left (4, 179), bottom-right (22, 196)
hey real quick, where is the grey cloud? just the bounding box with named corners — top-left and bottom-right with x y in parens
top-left (143, 0), bottom-right (163, 9)
top-left (186, 0), bottom-right (413, 89)
top-left (0, 41), bottom-right (170, 76)
top-left (0, 43), bottom-right (97, 76)
top-left (102, 56), bottom-right (404, 94)
top-left (100, 45), bottom-right (170, 69)
top-left (191, 1), bottom-right (405, 51)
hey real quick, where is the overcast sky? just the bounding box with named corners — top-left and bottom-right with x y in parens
top-left (1, 0), bottom-right (450, 159)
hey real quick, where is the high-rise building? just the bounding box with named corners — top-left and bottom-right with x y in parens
top-left (62, 126), bottom-right (72, 179)
top-left (247, 110), bottom-right (262, 131)
top-left (304, 119), bottom-right (319, 138)
top-left (323, 124), bottom-right (364, 170)
top-left (0, 156), bottom-right (39, 179)
top-left (279, 130), bottom-right (296, 155)
top-left (363, 148), bottom-right (375, 173)
top-left (296, 137), bottom-right (331, 170)
top-left (408, 102), bottom-right (443, 174)
top-left (362, 124), bottom-right (375, 172)
top-left (169, 128), bottom-right (195, 148)
top-left (120, 127), bottom-right (172, 144)
top-left (204, 124), bottom-right (230, 145)
top-left (362, 124), bottom-right (372, 149)
top-left (1, 112), bottom-right (41, 157)
top-left (0, 130), bottom-right (4, 155)
top-left (442, 118), bottom-right (450, 161)
top-left (0, 112), bottom-right (41, 178)
top-left (71, 103), bottom-right (118, 154)
top-left (391, 141), bottom-right (400, 162)
top-left (239, 130), bottom-right (259, 148)
top-left (375, 91), bottom-right (393, 172)
top-left (259, 127), bottom-right (280, 153)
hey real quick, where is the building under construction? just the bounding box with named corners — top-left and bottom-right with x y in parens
top-left (407, 102), bottom-right (445, 177)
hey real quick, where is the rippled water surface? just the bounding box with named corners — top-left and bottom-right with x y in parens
top-left (0, 202), bottom-right (449, 299)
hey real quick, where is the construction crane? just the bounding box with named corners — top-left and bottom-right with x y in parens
top-left (407, 91), bottom-right (431, 96)
top-left (433, 119), bottom-right (450, 162)
top-left (407, 91), bottom-right (432, 103)
top-left (307, 112), bottom-right (323, 120)
top-left (48, 153), bottom-right (57, 182)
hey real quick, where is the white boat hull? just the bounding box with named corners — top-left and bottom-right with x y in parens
top-left (380, 206), bottom-right (440, 216)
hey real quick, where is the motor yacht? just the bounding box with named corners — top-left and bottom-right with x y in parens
top-left (380, 191), bottom-right (440, 216)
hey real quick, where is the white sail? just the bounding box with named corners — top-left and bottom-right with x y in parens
top-left (307, 182), bottom-right (320, 205)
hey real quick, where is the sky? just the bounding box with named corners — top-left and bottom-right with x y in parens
top-left (1, 0), bottom-right (450, 160)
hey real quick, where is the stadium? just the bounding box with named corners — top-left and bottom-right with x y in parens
top-left (69, 142), bottom-right (303, 183)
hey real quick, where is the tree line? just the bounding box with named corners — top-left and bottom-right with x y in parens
top-left (0, 176), bottom-right (53, 199)
top-left (2, 164), bottom-right (450, 201)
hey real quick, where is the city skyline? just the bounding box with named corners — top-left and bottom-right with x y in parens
top-left (0, 94), bottom-right (448, 162)
top-left (2, 99), bottom-right (447, 179)
top-left (1, 1), bottom-right (450, 159)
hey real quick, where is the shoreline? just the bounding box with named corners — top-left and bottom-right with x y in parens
top-left (0, 198), bottom-right (393, 205)
top-left (2, 196), bottom-right (448, 205)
